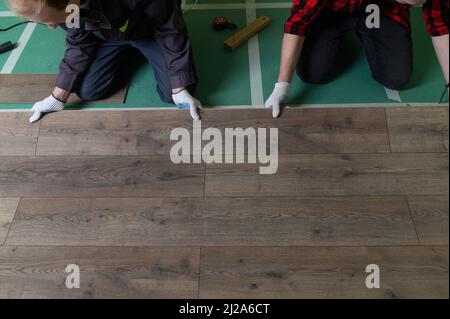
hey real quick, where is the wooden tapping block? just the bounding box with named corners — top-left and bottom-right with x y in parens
top-left (224, 16), bottom-right (272, 51)
top-left (0, 74), bottom-right (129, 104)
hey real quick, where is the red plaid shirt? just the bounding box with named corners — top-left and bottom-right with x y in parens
top-left (285, 0), bottom-right (449, 37)
top-left (422, 0), bottom-right (449, 36)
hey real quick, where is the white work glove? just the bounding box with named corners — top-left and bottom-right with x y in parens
top-left (29, 95), bottom-right (65, 123)
top-left (395, 0), bottom-right (427, 5)
top-left (172, 90), bottom-right (202, 121)
top-left (265, 82), bottom-right (291, 118)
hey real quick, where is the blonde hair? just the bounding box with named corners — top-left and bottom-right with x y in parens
top-left (7, 0), bottom-right (70, 18)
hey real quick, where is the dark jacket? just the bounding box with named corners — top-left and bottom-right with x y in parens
top-left (56, 0), bottom-right (197, 92)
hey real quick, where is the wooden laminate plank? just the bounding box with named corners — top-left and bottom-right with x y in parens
top-left (202, 108), bottom-right (391, 154)
top-left (386, 107), bottom-right (449, 153)
top-left (0, 74), bottom-right (128, 104)
top-left (36, 110), bottom-right (194, 156)
top-left (0, 113), bottom-right (39, 156)
top-left (205, 153), bottom-right (449, 197)
top-left (6, 196), bottom-right (417, 246)
top-left (0, 246), bottom-right (199, 299)
top-left (0, 156), bottom-right (204, 197)
top-left (199, 246), bottom-right (449, 299)
top-left (35, 108), bottom-right (390, 156)
top-left (407, 196), bottom-right (449, 245)
top-left (0, 198), bottom-right (20, 244)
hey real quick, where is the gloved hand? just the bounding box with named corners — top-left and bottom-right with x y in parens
top-left (265, 82), bottom-right (290, 118)
top-left (29, 95), bottom-right (65, 123)
top-left (172, 89), bottom-right (202, 121)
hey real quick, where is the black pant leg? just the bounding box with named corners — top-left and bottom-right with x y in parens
top-left (356, 12), bottom-right (413, 90)
top-left (297, 10), bottom-right (357, 84)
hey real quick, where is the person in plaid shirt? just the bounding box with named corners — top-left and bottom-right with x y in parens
top-left (266, 0), bottom-right (449, 118)
top-left (423, 0), bottom-right (449, 98)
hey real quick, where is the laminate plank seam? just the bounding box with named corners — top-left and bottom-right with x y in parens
top-left (2, 198), bottom-right (21, 246)
top-left (384, 108), bottom-right (393, 153)
top-left (0, 152), bottom-right (449, 158)
top-left (405, 196), bottom-right (423, 245)
top-left (202, 194), bottom-right (449, 198)
top-left (1, 245), bottom-right (448, 248)
top-left (0, 195), bottom-right (443, 199)
top-left (34, 120), bottom-right (41, 157)
top-left (197, 247), bottom-right (202, 299)
top-left (1, 104), bottom-right (447, 113)
top-left (0, 195), bottom-right (447, 199)
top-left (203, 165), bottom-right (207, 199)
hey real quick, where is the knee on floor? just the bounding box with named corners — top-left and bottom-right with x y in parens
top-left (76, 86), bottom-right (106, 101)
top-left (77, 87), bottom-right (108, 101)
top-left (297, 68), bottom-right (329, 84)
top-left (76, 81), bottom-right (115, 101)
top-left (373, 70), bottom-right (412, 91)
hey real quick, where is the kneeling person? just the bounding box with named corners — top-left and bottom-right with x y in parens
top-left (7, 0), bottom-right (202, 122)
top-left (266, 0), bottom-right (448, 117)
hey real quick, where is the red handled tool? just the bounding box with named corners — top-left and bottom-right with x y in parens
top-left (213, 16), bottom-right (237, 31)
